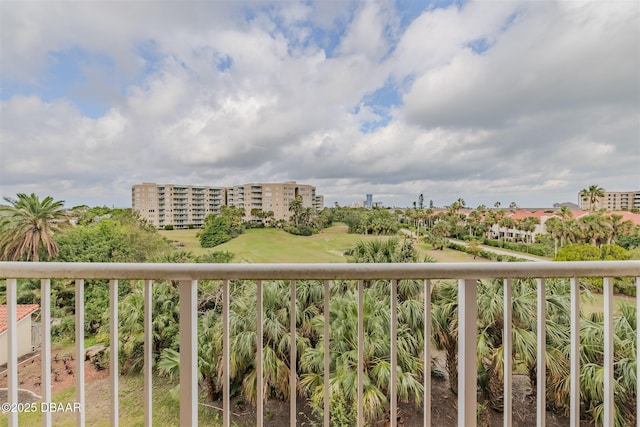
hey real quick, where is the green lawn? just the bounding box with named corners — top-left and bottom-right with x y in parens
top-left (158, 228), bottom-right (208, 255)
top-left (582, 292), bottom-right (636, 316)
top-left (159, 224), bottom-right (486, 263)
top-left (161, 224), bottom-right (388, 262)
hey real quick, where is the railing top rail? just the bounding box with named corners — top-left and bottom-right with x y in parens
top-left (1, 261), bottom-right (639, 280)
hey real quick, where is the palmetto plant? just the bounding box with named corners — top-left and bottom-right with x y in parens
top-left (348, 238), bottom-right (417, 263)
top-left (299, 283), bottom-right (425, 422)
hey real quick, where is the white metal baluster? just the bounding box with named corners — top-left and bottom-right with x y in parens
top-left (41, 279), bottom-right (52, 427)
top-left (458, 278), bottom-right (477, 427)
top-left (179, 280), bottom-right (198, 426)
top-left (324, 280), bottom-right (330, 427)
top-left (504, 279), bottom-right (513, 427)
top-left (390, 279), bottom-right (398, 427)
top-left (636, 277), bottom-right (640, 427)
top-left (223, 280), bottom-right (230, 427)
top-left (76, 279), bottom-right (86, 427)
top-left (143, 280), bottom-right (153, 427)
top-left (110, 279), bottom-right (119, 427)
top-left (424, 279), bottom-right (432, 427)
top-left (257, 280), bottom-right (264, 427)
top-left (290, 280), bottom-right (297, 427)
top-left (570, 277), bottom-right (580, 427)
top-left (537, 278), bottom-right (546, 427)
top-left (358, 280), bottom-right (365, 427)
top-left (603, 277), bottom-right (614, 426)
top-left (7, 278), bottom-right (18, 427)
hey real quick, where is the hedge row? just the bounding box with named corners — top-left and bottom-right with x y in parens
top-left (447, 242), bottom-right (527, 262)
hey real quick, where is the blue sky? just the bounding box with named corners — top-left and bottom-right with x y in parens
top-left (1, 0), bottom-right (638, 208)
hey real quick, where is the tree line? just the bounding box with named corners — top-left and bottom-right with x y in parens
top-left (1, 192), bottom-right (639, 425)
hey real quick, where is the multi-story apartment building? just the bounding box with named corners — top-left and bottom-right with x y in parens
top-left (132, 183), bottom-right (227, 229)
top-left (579, 190), bottom-right (640, 211)
top-left (133, 181), bottom-right (323, 228)
top-left (225, 181), bottom-right (319, 222)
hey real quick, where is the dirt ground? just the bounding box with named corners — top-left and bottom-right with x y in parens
top-left (1, 349), bottom-right (586, 426)
top-left (0, 349), bottom-right (110, 425)
top-left (0, 350), bottom-right (109, 397)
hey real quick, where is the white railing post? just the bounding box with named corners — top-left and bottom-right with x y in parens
top-left (424, 279), bottom-right (432, 427)
top-left (390, 280), bottom-right (398, 427)
top-left (603, 277), bottom-right (614, 426)
top-left (179, 279), bottom-right (198, 426)
top-left (458, 278), bottom-right (477, 427)
top-left (323, 280), bottom-right (330, 427)
top-left (223, 280), bottom-right (230, 427)
top-left (504, 279), bottom-right (513, 427)
top-left (570, 277), bottom-right (580, 427)
top-left (7, 278), bottom-right (18, 427)
top-left (110, 279), bottom-right (119, 427)
top-left (537, 278), bottom-right (546, 427)
top-left (357, 280), bottom-right (365, 427)
top-left (76, 279), bottom-right (86, 427)
top-left (143, 280), bottom-right (153, 427)
top-left (637, 277), bottom-right (640, 427)
top-left (41, 278), bottom-right (52, 427)
top-left (257, 280), bottom-right (264, 427)
top-left (290, 280), bottom-right (297, 427)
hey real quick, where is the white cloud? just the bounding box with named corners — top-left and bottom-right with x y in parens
top-left (0, 0), bottom-right (638, 208)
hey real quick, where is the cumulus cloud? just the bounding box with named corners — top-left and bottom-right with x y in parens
top-left (0, 0), bottom-right (638, 208)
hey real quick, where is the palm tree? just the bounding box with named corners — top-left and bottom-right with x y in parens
top-left (604, 214), bottom-right (633, 245)
top-left (498, 217), bottom-right (515, 242)
top-left (521, 216), bottom-right (540, 245)
top-left (0, 193), bottom-right (69, 261)
top-left (580, 214), bottom-right (607, 247)
top-left (580, 185), bottom-right (605, 213)
top-left (289, 196), bottom-right (304, 227)
top-left (544, 217), bottom-right (563, 257)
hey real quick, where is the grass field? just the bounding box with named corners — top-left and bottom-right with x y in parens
top-left (582, 292), bottom-right (635, 315)
top-left (159, 224), bottom-right (485, 263)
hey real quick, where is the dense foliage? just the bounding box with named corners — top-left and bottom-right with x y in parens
top-left (199, 215), bottom-right (243, 247)
top-left (555, 244), bottom-right (630, 261)
top-left (2, 193), bottom-right (639, 426)
top-left (55, 210), bottom-right (173, 262)
top-left (332, 207), bottom-right (399, 235)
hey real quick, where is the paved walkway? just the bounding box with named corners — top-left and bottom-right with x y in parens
top-left (449, 239), bottom-right (551, 262)
top-left (400, 229), bottom-right (551, 262)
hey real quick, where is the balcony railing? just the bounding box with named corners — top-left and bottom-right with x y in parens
top-left (2, 261), bottom-right (640, 427)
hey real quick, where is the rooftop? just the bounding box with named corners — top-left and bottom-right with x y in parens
top-left (0, 304), bottom-right (39, 334)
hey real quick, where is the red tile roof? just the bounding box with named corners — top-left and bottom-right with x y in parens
top-left (605, 211), bottom-right (640, 226)
top-left (0, 304), bottom-right (39, 335)
top-left (507, 210), bottom-right (552, 220)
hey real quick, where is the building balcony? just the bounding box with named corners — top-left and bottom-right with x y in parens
top-left (1, 261), bottom-right (639, 427)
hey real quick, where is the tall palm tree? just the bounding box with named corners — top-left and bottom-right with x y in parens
top-left (604, 214), bottom-right (633, 245)
top-left (0, 193), bottom-right (69, 261)
top-left (498, 217), bottom-right (515, 242)
top-left (580, 185), bottom-right (605, 213)
top-left (521, 216), bottom-right (540, 245)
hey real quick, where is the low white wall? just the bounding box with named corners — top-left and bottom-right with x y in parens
top-left (0, 316), bottom-right (34, 367)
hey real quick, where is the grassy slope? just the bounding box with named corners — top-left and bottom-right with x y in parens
top-left (159, 224), bottom-right (486, 263)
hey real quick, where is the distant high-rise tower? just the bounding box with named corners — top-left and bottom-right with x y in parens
top-left (365, 194), bottom-right (373, 209)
